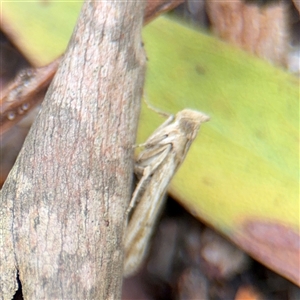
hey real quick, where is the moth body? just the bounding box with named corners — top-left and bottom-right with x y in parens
top-left (124, 109), bottom-right (209, 277)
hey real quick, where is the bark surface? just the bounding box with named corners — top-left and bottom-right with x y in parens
top-left (0, 0), bottom-right (146, 298)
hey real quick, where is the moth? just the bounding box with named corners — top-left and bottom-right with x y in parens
top-left (124, 108), bottom-right (209, 277)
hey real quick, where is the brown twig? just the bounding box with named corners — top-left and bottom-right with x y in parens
top-left (0, 0), bottom-right (184, 136)
top-left (0, 59), bottom-right (59, 135)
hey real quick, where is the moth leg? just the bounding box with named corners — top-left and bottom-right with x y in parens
top-left (149, 114), bottom-right (175, 136)
top-left (126, 144), bottom-right (171, 218)
top-left (126, 165), bottom-right (152, 218)
top-left (133, 114), bottom-right (175, 149)
top-left (137, 144), bottom-right (169, 166)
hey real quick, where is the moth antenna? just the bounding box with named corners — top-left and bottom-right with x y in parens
top-left (143, 93), bottom-right (171, 118)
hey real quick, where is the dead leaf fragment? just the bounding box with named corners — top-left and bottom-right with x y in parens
top-left (206, 0), bottom-right (288, 66)
top-left (234, 220), bottom-right (300, 286)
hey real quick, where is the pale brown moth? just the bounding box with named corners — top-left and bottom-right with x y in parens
top-left (124, 108), bottom-right (209, 277)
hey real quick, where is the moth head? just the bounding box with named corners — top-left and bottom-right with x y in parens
top-left (177, 109), bottom-right (209, 138)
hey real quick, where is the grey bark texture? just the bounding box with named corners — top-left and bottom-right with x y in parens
top-left (0, 0), bottom-right (146, 299)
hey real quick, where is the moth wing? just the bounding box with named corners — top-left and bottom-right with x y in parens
top-left (128, 144), bottom-right (172, 217)
top-left (125, 148), bottom-right (177, 276)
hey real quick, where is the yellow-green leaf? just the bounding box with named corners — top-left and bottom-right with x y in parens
top-left (1, 0), bottom-right (82, 66)
top-left (141, 17), bottom-right (299, 284)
